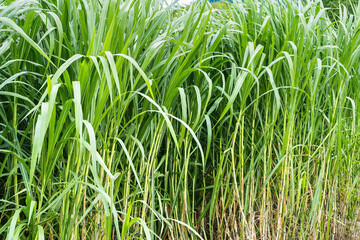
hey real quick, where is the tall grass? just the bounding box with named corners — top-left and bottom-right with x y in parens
top-left (1, 0), bottom-right (360, 239)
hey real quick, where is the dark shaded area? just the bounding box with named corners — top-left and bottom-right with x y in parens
top-left (323, 0), bottom-right (357, 18)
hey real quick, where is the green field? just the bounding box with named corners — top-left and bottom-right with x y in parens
top-left (1, 0), bottom-right (360, 239)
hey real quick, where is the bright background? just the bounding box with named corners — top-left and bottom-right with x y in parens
top-left (166, 0), bottom-right (194, 6)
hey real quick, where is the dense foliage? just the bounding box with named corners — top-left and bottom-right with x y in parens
top-left (323, 0), bottom-right (357, 18)
top-left (323, 0), bottom-right (356, 8)
top-left (1, 0), bottom-right (360, 239)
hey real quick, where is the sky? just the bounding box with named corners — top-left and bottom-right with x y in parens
top-left (177, 0), bottom-right (194, 4)
top-left (165, 0), bottom-right (194, 6)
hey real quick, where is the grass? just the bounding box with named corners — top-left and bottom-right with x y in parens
top-left (1, 0), bottom-right (360, 239)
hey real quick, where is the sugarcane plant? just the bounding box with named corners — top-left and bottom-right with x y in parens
top-left (0, 0), bottom-right (360, 239)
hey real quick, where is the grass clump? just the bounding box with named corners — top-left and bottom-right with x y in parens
top-left (1, 0), bottom-right (360, 239)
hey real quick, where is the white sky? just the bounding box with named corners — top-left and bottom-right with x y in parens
top-left (177, 0), bottom-right (193, 4)
top-left (165, 0), bottom-right (194, 6)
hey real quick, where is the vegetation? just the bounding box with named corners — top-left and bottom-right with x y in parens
top-left (323, 0), bottom-right (356, 9)
top-left (323, 0), bottom-right (357, 19)
top-left (1, 0), bottom-right (360, 239)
